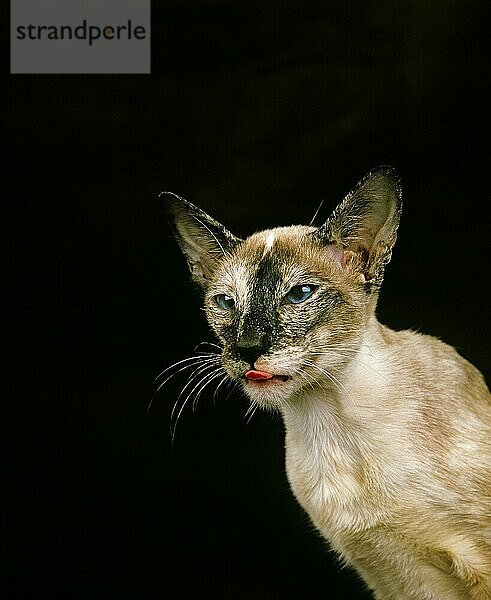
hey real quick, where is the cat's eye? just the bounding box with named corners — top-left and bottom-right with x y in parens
top-left (215, 294), bottom-right (235, 310)
top-left (285, 284), bottom-right (318, 304)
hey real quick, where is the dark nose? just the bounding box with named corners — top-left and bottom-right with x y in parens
top-left (236, 335), bottom-right (266, 366)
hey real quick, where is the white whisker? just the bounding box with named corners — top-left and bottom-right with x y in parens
top-left (309, 198), bottom-right (325, 226)
top-left (213, 373), bottom-right (230, 405)
top-left (304, 359), bottom-right (347, 394)
top-left (194, 341), bottom-right (222, 351)
top-left (154, 353), bottom-right (219, 382)
top-left (171, 367), bottom-right (225, 442)
top-left (170, 362), bottom-right (220, 423)
top-left (223, 380), bottom-right (237, 403)
top-left (148, 355), bottom-right (220, 414)
top-left (297, 370), bottom-right (318, 394)
top-left (244, 400), bottom-right (259, 424)
top-left (191, 368), bottom-right (225, 412)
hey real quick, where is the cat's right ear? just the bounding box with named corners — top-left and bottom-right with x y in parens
top-left (160, 192), bottom-right (242, 288)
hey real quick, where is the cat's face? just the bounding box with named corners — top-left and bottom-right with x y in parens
top-left (203, 226), bottom-right (368, 408)
top-left (162, 167), bottom-right (402, 410)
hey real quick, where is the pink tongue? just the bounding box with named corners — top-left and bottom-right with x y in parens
top-left (245, 369), bottom-right (274, 381)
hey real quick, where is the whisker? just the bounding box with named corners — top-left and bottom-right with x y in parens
top-left (154, 354), bottom-right (218, 382)
top-left (244, 400), bottom-right (258, 424)
top-left (157, 357), bottom-right (219, 400)
top-left (170, 362), bottom-right (220, 423)
top-left (301, 359), bottom-right (366, 421)
top-left (171, 367), bottom-right (225, 442)
top-left (309, 343), bottom-right (360, 352)
top-left (192, 368), bottom-right (225, 412)
top-left (310, 348), bottom-right (382, 374)
top-left (213, 373), bottom-right (230, 405)
top-left (148, 356), bottom-right (220, 414)
top-left (309, 348), bottom-right (405, 399)
top-left (310, 349), bottom-right (360, 359)
top-left (283, 397), bottom-right (295, 415)
top-left (309, 198), bottom-right (325, 226)
top-left (224, 380), bottom-right (237, 403)
top-left (194, 341), bottom-right (222, 351)
top-left (304, 359), bottom-right (347, 394)
top-left (297, 370), bottom-right (318, 394)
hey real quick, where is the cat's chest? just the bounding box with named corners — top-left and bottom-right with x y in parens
top-left (284, 427), bottom-right (389, 537)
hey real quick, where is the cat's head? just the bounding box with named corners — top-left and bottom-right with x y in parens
top-left (162, 167), bottom-right (402, 409)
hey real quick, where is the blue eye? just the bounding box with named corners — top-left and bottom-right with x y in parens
top-left (286, 284), bottom-right (317, 304)
top-left (215, 294), bottom-right (235, 310)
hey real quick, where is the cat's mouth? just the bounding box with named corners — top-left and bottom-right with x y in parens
top-left (244, 369), bottom-right (290, 383)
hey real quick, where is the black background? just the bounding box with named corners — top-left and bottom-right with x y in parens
top-left (6, 1), bottom-right (490, 599)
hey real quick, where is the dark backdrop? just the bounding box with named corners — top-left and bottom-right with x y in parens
top-left (6, 2), bottom-right (489, 599)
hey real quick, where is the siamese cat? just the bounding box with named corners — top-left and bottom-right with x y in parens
top-left (160, 167), bottom-right (491, 599)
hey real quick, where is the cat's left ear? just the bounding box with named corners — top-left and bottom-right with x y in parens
top-left (160, 192), bottom-right (242, 288)
top-left (313, 166), bottom-right (402, 289)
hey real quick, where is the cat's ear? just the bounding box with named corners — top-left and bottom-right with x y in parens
top-left (313, 166), bottom-right (402, 289)
top-left (160, 192), bottom-right (242, 288)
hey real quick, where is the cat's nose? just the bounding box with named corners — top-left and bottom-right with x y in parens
top-left (236, 335), bottom-right (266, 367)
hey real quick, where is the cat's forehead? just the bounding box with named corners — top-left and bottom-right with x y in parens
top-left (237, 225), bottom-right (316, 263)
top-left (216, 225), bottom-right (344, 288)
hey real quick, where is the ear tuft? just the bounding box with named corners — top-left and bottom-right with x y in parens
top-left (160, 191), bottom-right (241, 288)
top-left (313, 166), bottom-right (402, 289)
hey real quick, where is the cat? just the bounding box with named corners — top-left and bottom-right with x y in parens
top-left (160, 166), bottom-right (491, 599)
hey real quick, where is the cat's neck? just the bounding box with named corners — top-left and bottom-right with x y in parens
top-left (281, 317), bottom-right (397, 523)
top-left (281, 316), bottom-right (396, 462)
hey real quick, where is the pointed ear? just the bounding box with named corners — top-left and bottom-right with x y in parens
top-left (160, 192), bottom-right (242, 288)
top-left (313, 166), bottom-right (402, 289)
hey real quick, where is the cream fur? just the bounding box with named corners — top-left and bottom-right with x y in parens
top-left (163, 167), bottom-right (491, 599)
top-left (283, 318), bottom-right (491, 599)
